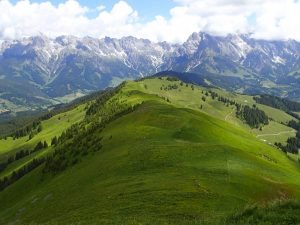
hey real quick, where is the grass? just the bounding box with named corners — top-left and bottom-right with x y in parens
top-left (0, 104), bottom-right (86, 154)
top-left (0, 77), bottom-right (300, 224)
top-left (225, 200), bottom-right (300, 225)
top-left (131, 78), bottom-right (296, 144)
top-left (0, 103), bottom-right (86, 178)
top-left (53, 90), bottom-right (87, 104)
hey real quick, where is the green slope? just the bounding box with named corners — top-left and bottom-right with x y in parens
top-left (0, 104), bottom-right (86, 154)
top-left (0, 103), bottom-right (86, 178)
top-left (0, 77), bottom-right (300, 225)
top-left (129, 78), bottom-right (296, 144)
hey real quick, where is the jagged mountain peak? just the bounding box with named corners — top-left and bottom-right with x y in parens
top-left (29, 34), bottom-right (51, 46)
top-left (1, 31), bottom-right (300, 105)
top-left (182, 32), bottom-right (203, 54)
top-left (55, 35), bottom-right (79, 46)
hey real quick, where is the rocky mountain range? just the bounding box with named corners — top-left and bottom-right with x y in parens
top-left (1, 32), bottom-right (300, 112)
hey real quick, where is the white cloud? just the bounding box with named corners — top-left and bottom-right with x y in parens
top-left (168, 0), bottom-right (300, 41)
top-left (0, 0), bottom-right (300, 43)
top-left (0, 0), bottom-right (138, 40)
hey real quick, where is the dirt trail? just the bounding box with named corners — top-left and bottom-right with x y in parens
top-left (256, 130), bottom-right (296, 138)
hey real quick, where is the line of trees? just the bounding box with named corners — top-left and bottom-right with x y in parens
top-left (44, 97), bottom-right (142, 174)
top-left (1, 112), bottom-right (54, 141)
top-left (166, 77), bottom-right (179, 82)
top-left (1, 82), bottom-right (138, 191)
top-left (86, 83), bottom-right (125, 116)
top-left (218, 96), bottom-right (236, 106)
top-left (202, 90), bottom-right (269, 128)
top-left (0, 84), bottom-right (104, 140)
top-left (12, 121), bottom-right (42, 139)
top-left (0, 81), bottom-right (145, 190)
top-left (160, 84), bottom-right (179, 91)
top-left (254, 95), bottom-right (300, 112)
top-left (236, 105), bottom-right (269, 128)
top-left (276, 120), bottom-right (300, 154)
top-left (287, 120), bottom-right (300, 130)
top-left (0, 157), bottom-right (45, 191)
top-left (0, 141), bottom-right (48, 174)
top-left (205, 90), bottom-right (236, 106)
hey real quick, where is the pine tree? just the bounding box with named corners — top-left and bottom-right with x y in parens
top-left (37, 125), bottom-right (43, 133)
top-left (28, 132), bottom-right (34, 140)
top-left (34, 141), bottom-right (44, 151)
top-left (51, 136), bottom-right (58, 146)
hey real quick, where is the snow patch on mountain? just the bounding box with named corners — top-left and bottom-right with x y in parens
top-left (272, 56), bottom-right (286, 64)
top-left (1, 32), bottom-right (300, 98)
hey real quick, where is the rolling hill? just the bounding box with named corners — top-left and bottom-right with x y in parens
top-left (1, 76), bottom-right (300, 224)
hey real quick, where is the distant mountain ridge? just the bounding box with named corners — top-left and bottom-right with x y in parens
top-left (1, 32), bottom-right (300, 111)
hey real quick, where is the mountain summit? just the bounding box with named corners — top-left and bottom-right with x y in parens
top-left (1, 32), bottom-right (300, 111)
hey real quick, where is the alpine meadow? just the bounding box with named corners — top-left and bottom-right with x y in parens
top-left (1, 0), bottom-right (300, 225)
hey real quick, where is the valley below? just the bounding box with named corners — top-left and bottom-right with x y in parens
top-left (2, 0), bottom-right (300, 224)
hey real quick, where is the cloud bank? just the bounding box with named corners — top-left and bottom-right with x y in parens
top-left (0, 0), bottom-right (300, 43)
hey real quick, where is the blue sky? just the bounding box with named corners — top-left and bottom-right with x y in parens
top-left (10, 0), bottom-right (176, 21)
top-left (96, 0), bottom-right (176, 21)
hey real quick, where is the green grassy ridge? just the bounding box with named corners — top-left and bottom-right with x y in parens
top-left (0, 103), bottom-right (86, 179)
top-left (0, 83), bottom-right (137, 187)
top-left (0, 104), bottom-right (84, 154)
top-left (0, 78), bottom-right (300, 224)
top-left (0, 76), bottom-right (295, 162)
top-left (129, 78), bottom-right (296, 144)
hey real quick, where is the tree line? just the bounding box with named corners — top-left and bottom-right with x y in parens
top-left (0, 140), bottom-right (48, 174)
top-left (11, 121), bottom-right (42, 139)
top-left (160, 84), bottom-right (179, 91)
top-left (85, 83), bottom-right (125, 116)
top-left (0, 81), bottom-right (135, 191)
top-left (204, 90), bottom-right (236, 106)
top-left (275, 120), bottom-right (300, 154)
top-left (254, 95), bottom-right (300, 113)
top-left (236, 105), bottom-right (269, 128)
top-left (203, 90), bottom-right (269, 128)
top-left (44, 83), bottom-right (142, 174)
top-left (0, 157), bottom-right (45, 191)
top-left (0, 82), bottom-right (99, 140)
top-left (44, 101), bottom-right (142, 174)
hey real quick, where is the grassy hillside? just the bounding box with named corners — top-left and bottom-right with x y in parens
top-left (0, 103), bottom-right (86, 178)
top-left (0, 77), bottom-right (300, 224)
top-left (133, 77), bottom-right (296, 144)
